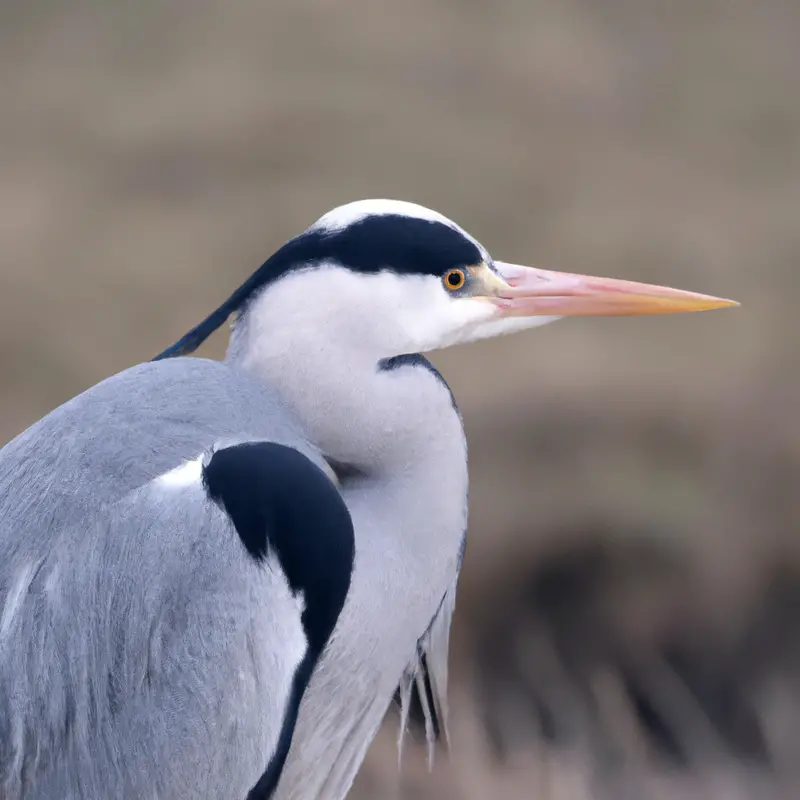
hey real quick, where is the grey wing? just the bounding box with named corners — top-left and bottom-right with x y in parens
top-left (0, 435), bottom-right (354, 799)
top-left (0, 357), bottom-right (319, 537)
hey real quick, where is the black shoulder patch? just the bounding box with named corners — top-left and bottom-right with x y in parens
top-left (246, 655), bottom-right (314, 800)
top-left (202, 441), bottom-right (354, 657)
top-left (204, 442), bottom-right (355, 799)
top-left (152, 215), bottom-right (483, 360)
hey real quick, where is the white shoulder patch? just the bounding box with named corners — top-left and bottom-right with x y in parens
top-left (0, 560), bottom-right (41, 642)
top-left (155, 454), bottom-right (205, 488)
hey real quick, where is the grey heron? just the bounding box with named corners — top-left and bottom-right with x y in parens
top-left (0, 199), bottom-right (736, 799)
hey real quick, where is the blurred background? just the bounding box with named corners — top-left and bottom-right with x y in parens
top-left (1, 1), bottom-right (799, 797)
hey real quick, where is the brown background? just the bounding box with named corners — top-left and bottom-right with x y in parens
top-left (1, 2), bottom-right (799, 797)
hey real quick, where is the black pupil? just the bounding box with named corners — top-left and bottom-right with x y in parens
top-left (447, 271), bottom-right (463, 287)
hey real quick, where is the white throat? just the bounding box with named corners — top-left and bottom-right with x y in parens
top-left (226, 268), bottom-right (464, 471)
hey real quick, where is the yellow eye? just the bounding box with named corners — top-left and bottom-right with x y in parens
top-left (443, 269), bottom-right (466, 291)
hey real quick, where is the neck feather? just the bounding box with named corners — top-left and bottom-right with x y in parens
top-left (226, 291), bottom-right (469, 800)
top-left (226, 308), bottom-right (462, 476)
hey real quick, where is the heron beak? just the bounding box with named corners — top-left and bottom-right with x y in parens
top-left (488, 261), bottom-right (739, 317)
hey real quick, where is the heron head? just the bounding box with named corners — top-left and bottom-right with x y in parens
top-left (153, 198), bottom-right (737, 362)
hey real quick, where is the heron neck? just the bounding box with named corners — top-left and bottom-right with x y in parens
top-left (226, 325), bottom-right (463, 477)
top-left (225, 319), bottom-right (468, 593)
top-left (226, 322), bottom-right (468, 800)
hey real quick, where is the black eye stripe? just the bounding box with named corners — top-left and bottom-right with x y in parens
top-left (153, 214), bottom-right (484, 360)
top-left (312, 216), bottom-right (481, 278)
